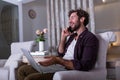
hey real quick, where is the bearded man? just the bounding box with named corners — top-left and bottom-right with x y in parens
top-left (17, 8), bottom-right (99, 80)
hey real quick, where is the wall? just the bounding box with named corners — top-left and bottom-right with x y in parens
top-left (94, 1), bottom-right (120, 54)
top-left (22, 0), bottom-right (48, 50)
top-left (95, 1), bottom-right (120, 33)
top-left (22, 0), bottom-right (120, 51)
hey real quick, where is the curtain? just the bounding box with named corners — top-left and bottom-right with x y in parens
top-left (46, 0), bottom-right (95, 54)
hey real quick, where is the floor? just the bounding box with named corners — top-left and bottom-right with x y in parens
top-left (107, 53), bottom-right (120, 80)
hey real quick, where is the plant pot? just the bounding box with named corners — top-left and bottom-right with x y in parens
top-left (39, 41), bottom-right (44, 52)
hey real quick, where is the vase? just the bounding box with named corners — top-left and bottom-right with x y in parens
top-left (39, 41), bottom-right (44, 52)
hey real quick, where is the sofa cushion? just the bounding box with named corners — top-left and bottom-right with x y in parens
top-left (11, 41), bottom-right (35, 55)
top-left (95, 31), bottom-right (116, 69)
top-left (4, 41), bottom-right (36, 67)
top-left (95, 34), bottom-right (109, 69)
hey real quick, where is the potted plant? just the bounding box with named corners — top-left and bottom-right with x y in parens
top-left (35, 28), bottom-right (47, 51)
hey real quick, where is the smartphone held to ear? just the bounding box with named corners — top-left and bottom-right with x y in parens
top-left (67, 26), bottom-right (73, 33)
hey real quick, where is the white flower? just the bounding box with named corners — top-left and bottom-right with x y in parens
top-left (35, 28), bottom-right (48, 42)
top-left (36, 29), bottom-right (41, 35)
top-left (43, 28), bottom-right (48, 33)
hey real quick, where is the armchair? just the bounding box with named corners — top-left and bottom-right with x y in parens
top-left (3, 41), bottom-right (36, 80)
top-left (53, 31), bottom-right (116, 80)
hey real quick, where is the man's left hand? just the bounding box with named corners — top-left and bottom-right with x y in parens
top-left (38, 56), bottom-right (57, 66)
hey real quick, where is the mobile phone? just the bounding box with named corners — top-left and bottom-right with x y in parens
top-left (67, 26), bottom-right (73, 33)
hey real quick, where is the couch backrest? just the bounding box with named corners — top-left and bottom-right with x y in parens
top-left (11, 41), bottom-right (36, 55)
top-left (4, 41), bottom-right (36, 68)
top-left (95, 31), bottom-right (116, 69)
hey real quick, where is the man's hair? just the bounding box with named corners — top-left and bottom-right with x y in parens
top-left (68, 8), bottom-right (89, 26)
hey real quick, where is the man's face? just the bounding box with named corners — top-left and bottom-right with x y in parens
top-left (69, 12), bottom-right (81, 32)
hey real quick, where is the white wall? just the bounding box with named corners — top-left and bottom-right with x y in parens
top-left (95, 1), bottom-right (120, 33)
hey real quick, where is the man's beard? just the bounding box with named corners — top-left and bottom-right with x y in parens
top-left (71, 21), bottom-right (81, 32)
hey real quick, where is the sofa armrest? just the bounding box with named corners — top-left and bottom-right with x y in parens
top-left (53, 69), bottom-right (107, 80)
top-left (4, 59), bottom-right (23, 80)
top-left (9, 60), bottom-right (22, 80)
top-left (4, 54), bottom-right (23, 80)
top-left (0, 59), bottom-right (7, 67)
top-left (4, 54), bottom-right (23, 67)
top-left (4, 53), bottom-right (24, 80)
top-left (0, 67), bottom-right (9, 80)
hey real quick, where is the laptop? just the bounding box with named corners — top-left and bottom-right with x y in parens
top-left (21, 48), bottom-right (43, 73)
top-left (21, 48), bottom-right (66, 73)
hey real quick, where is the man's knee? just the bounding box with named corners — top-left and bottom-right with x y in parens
top-left (17, 65), bottom-right (38, 80)
top-left (18, 65), bottom-right (30, 74)
top-left (24, 73), bottom-right (54, 80)
top-left (18, 65), bottom-right (37, 73)
top-left (24, 73), bottom-right (42, 80)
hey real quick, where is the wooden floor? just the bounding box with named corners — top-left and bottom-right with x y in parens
top-left (107, 53), bottom-right (120, 80)
top-left (107, 53), bottom-right (120, 61)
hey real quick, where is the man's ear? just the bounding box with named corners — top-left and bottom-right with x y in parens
top-left (80, 17), bottom-right (85, 23)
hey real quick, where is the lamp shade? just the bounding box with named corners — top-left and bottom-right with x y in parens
top-left (112, 32), bottom-right (120, 46)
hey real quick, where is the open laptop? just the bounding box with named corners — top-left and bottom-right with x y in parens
top-left (21, 48), bottom-right (43, 73)
top-left (21, 48), bottom-right (66, 73)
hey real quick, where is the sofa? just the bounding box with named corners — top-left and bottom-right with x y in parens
top-left (0, 41), bottom-right (35, 80)
top-left (0, 31), bottom-right (116, 80)
top-left (53, 31), bottom-right (116, 80)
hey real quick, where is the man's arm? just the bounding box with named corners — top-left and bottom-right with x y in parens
top-left (39, 56), bottom-right (74, 70)
top-left (58, 37), bottom-right (66, 53)
top-left (56, 57), bottom-right (74, 69)
top-left (58, 28), bottom-right (70, 54)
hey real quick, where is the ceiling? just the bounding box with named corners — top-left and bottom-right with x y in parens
top-left (1, 0), bottom-right (120, 6)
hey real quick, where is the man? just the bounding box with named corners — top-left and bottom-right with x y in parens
top-left (17, 8), bottom-right (99, 80)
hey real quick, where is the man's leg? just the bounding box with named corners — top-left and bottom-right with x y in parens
top-left (24, 73), bottom-right (54, 80)
top-left (17, 64), bottom-right (66, 80)
top-left (17, 65), bottom-right (38, 80)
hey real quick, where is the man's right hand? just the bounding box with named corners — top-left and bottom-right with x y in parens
top-left (58, 28), bottom-right (71, 54)
top-left (61, 28), bottom-right (71, 41)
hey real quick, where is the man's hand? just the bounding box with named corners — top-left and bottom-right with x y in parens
top-left (38, 56), bottom-right (57, 66)
top-left (58, 28), bottom-right (71, 54)
top-left (61, 28), bottom-right (71, 41)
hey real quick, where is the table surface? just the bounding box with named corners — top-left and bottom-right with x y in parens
top-left (22, 50), bottom-right (51, 64)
